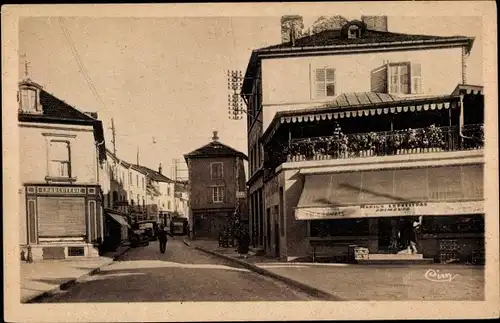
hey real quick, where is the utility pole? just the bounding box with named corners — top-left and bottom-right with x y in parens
top-left (110, 118), bottom-right (117, 155)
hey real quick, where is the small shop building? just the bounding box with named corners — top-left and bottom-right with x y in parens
top-left (18, 78), bottom-right (106, 260)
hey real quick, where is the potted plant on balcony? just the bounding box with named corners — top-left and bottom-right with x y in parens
top-left (406, 128), bottom-right (419, 154)
top-left (427, 124), bottom-right (445, 152)
top-left (392, 131), bottom-right (403, 155)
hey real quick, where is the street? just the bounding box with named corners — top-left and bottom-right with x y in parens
top-left (37, 239), bottom-right (315, 302)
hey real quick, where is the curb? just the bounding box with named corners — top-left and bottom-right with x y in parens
top-left (192, 244), bottom-right (343, 301)
top-left (22, 246), bottom-right (131, 304)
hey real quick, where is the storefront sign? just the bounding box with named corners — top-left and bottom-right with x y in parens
top-left (36, 186), bottom-right (86, 195)
top-left (236, 191), bottom-right (247, 199)
top-left (295, 201), bottom-right (484, 220)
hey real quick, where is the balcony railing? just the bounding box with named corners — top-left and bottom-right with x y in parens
top-left (282, 124), bottom-right (483, 163)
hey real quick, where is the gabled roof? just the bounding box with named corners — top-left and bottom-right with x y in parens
top-left (242, 25), bottom-right (475, 95)
top-left (130, 164), bottom-right (173, 183)
top-left (105, 149), bottom-right (131, 168)
top-left (184, 140), bottom-right (248, 161)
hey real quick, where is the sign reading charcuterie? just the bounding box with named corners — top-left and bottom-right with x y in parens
top-left (36, 186), bottom-right (86, 195)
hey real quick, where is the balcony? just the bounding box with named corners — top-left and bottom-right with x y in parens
top-left (264, 124), bottom-right (483, 180)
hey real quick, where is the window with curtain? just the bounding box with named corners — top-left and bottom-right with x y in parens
top-left (49, 140), bottom-right (71, 178)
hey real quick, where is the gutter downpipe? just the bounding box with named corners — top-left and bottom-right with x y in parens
top-left (459, 46), bottom-right (475, 141)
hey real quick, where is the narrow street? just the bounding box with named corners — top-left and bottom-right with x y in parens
top-left (37, 239), bottom-right (315, 302)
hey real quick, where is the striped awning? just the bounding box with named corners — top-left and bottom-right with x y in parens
top-left (261, 93), bottom-right (458, 145)
top-left (281, 101), bottom-right (452, 123)
top-left (106, 211), bottom-right (131, 228)
top-left (452, 84), bottom-right (484, 96)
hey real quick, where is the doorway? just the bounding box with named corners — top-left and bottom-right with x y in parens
top-left (274, 221), bottom-right (280, 259)
top-left (378, 217), bottom-right (399, 252)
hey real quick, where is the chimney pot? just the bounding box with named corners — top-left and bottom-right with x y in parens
top-left (212, 131), bottom-right (219, 141)
top-left (361, 15), bottom-right (388, 32)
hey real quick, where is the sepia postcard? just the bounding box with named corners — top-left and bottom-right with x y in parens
top-left (2, 2), bottom-right (499, 322)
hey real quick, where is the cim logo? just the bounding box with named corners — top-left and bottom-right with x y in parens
top-left (424, 269), bottom-right (459, 282)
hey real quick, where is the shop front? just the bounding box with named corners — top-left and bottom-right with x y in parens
top-left (288, 163), bottom-right (484, 263)
top-left (192, 209), bottom-right (234, 239)
top-left (22, 183), bottom-right (103, 260)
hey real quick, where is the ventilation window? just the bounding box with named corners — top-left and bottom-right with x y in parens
top-left (68, 246), bottom-right (85, 257)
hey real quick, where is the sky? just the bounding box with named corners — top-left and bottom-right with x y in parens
top-left (18, 15), bottom-right (482, 179)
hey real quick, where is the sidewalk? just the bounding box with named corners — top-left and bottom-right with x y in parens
top-left (21, 244), bottom-right (130, 303)
top-left (186, 239), bottom-right (485, 301)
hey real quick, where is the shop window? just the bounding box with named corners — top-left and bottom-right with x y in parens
top-left (309, 219), bottom-right (370, 237)
top-left (421, 215), bottom-right (484, 234)
top-left (48, 140), bottom-right (72, 180)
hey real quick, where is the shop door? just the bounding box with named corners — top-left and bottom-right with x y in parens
top-left (378, 217), bottom-right (398, 252)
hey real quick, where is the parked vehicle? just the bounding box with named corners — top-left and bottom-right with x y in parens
top-left (130, 229), bottom-right (150, 248)
top-left (170, 217), bottom-right (188, 236)
top-left (136, 221), bottom-right (159, 241)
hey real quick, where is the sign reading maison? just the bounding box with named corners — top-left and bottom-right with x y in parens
top-left (36, 186), bottom-right (86, 195)
top-left (360, 202), bottom-right (428, 215)
top-left (295, 201), bottom-right (483, 220)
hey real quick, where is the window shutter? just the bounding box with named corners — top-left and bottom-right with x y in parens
top-left (370, 65), bottom-right (388, 93)
top-left (325, 68), bottom-right (336, 96)
top-left (411, 63), bottom-right (422, 94)
top-left (314, 68), bottom-right (326, 98)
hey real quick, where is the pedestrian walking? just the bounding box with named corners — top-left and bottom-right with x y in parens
top-left (158, 225), bottom-right (169, 254)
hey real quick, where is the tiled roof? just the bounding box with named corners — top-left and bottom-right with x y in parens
top-left (184, 140), bottom-right (248, 161)
top-left (38, 90), bottom-right (98, 122)
top-left (105, 149), bottom-right (131, 168)
top-left (259, 29), bottom-right (471, 51)
top-left (322, 92), bottom-right (399, 109)
top-left (242, 26), bottom-right (474, 95)
top-left (130, 164), bottom-right (173, 182)
top-left (18, 81), bottom-right (106, 163)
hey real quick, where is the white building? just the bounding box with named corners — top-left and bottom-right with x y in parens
top-left (243, 16), bottom-right (484, 263)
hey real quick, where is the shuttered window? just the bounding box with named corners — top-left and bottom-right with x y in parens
top-left (38, 197), bottom-right (86, 237)
top-left (49, 140), bottom-right (71, 178)
top-left (411, 63), bottom-right (422, 94)
top-left (371, 62), bottom-right (423, 95)
top-left (313, 67), bottom-right (336, 98)
top-left (389, 63), bottom-right (410, 94)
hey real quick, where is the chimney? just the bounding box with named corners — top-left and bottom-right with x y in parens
top-left (212, 130), bottom-right (219, 141)
top-left (361, 16), bottom-right (388, 32)
top-left (281, 15), bottom-right (304, 43)
top-left (159, 163), bottom-right (162, 174)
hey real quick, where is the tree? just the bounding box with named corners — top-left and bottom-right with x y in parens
top-left (310, 15), bottom-right (348, 34)
top-left (281, 15), bottom-right (304, 43)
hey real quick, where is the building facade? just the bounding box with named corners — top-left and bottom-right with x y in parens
top-left (184, 132), bottom-right (248, 239)
top-left (18, 79), bottom-right (107, 260)
top-left (242, 17), bottom-right (484, 262)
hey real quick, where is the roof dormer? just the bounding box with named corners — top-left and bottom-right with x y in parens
top-left (18, 79), bottom-right (43, 114)
top-left (341, 20), bottom-right (367, 40)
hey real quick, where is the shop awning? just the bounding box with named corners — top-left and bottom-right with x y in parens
top-left (295, 164), bottom-right (484, 220)
top-left (106, 211), bottom-right (131, 228)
